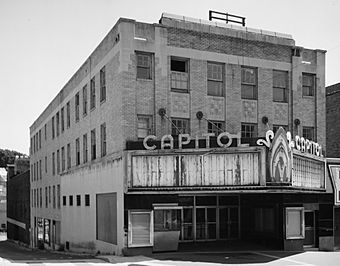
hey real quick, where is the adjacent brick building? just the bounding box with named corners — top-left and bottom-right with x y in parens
top-left (30, 13), bottom-right (330, 254)
top-left (326, 82), bottom-right (340, 157)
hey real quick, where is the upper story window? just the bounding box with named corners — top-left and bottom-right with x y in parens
top-left (136, 52), bottom-right (152, 79)
top-left (100, 66), bottom-right (106, 102)
top-left (100, 123), bottom-right (107, 157)
top-left (302, 73), bottom-right (315, 97)
top-left (241, 67), bottom-right (257, 100)
top-left (38, 130), bottom-right (41, 149)
top-left (83, 85), bottom-right (88, 116)
top-left (56, 112), bottom-right (60, 136)
top-left (44, 124), bottom-right (47, 140)
top-left (207, 62), bottom-right (224, 97)
top-left (91, 129), bottom-right (96, 161)
top-left (66, 101), bottom-right (71, 129)
top-left (171, 118), bottom-right (190, 136)
top-left (67, 143), bottom-right (71, 169)
top-left (83, 133), bottom-right (88, 164)
top-left (137, 115), bottom-right (152, 139)
top-left (241, 123), bottom-right (257, 138)
top-left (52, 116), bottom-right (55, 139)
top-left (303, 126), bottom-right (315, 141)
top-left (61, 107), bottom-right (65, 133)
top-left (75, 138), bottom-right (80, 166)
top-left (208, 121), bottom-right (225, 135)
top-left (273, 70), bottom-right (288, 102)
top-left (171, 58), bottom-right (188, 92)
top-left (90, 77), bottom-right (96, 110)
top-left (61, 146), bottom-right (65, 172)
top-left (75, 92), bottom-right (80, 122)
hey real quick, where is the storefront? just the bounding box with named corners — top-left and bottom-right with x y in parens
top-left (124, 128), bottom-right (332, 253)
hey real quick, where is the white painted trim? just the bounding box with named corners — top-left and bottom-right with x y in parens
top-left (7, 217), bottom-right (26, 230)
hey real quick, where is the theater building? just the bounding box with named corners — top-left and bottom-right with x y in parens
top-left (29, 12), bottom-right (331, 254)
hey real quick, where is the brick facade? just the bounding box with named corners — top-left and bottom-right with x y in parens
top-left (326, 83), bottom-right (340, 157)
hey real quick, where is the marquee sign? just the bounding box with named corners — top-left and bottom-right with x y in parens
top-left (143, 132), bottom-right (246, 150)
top-left (142, 128), bottom-right (323, 158)
top-left (256, 128), bottom-right (323, 158)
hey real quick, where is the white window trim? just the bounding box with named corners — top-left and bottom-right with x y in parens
top-left (285, 207), bottom-right (305, 240)
top-left (128, 210), bottom-right (154, 248)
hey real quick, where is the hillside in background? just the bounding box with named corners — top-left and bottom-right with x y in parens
top-left (0, 149), bottom-right (27, 168)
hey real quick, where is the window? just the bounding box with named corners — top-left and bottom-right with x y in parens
top-left (128, 210), bottom-right (153, 247)
top-left (76, 138), bottom-right (80, 165)
top-left (90, 77), bottom-right (96, 110)
top-left (66, 101), bottom-right (70, 128)
top-left (57, 149), bottom-right (60, 174)
top-left (241, 123), bottom-right (257, 138)
top-left (67, 143), bottom-right (71, 169)
top-left (171, 118), bottom-right (190, 135)
top-left (91, 129), bottom-right (96, 160)
top-left (208, 121), bottom-right (225, 135)
top-left (49, 186), bottom-right (51, 204)
top-left (137, 115), bottom-right (152, 139)
top-left (53, 185), bottom-right (55, 209)
top-left (302, 73), bottom-right (315, 96)
top-left (83, 85), bottom-right (88, 116)
top-left (241, 67), bottom-right (257, 99)
top-left (207, 62), bottom-right (224, 96)
top-left (171, 58), bottom-right (188, 92)
top-left (75, 92), bottom-right (80, 122)
top-left (100, 123), bottom-right (106, 157)
top-left (39, 159), bottom-right (42, 179)
top-left (303, 126), bottom-right (315, 141)
top-left (254, 208), bottom-right (274, 233)
top-left (40, 188), bottom-right (42, 208)
top-left (273, 125), bottom-right (288, 134)
top-left (286, 207), bottom-right (304, 239)
top-left (39, 129), bottom-right (41, 149)
top-left (83, 133), bottom-right (88, 163)
top-left (61, 107), bottom-right (65, 132)
top-left (44, 124), bottom-right (47, 140)
top-left (69, 195), bottom-right (73, 206)
top-left (45, 156), bottom-right (47, 173)
top-left (100, 66), bottom-right (106, 102)
top-left (76, 195), bottom-right (81, 206)
top-left (136, 52), bottom-right (152, 79)
top-left (62, 196), bottom-right (66, 206)
top-left (56, 112), bottom-right (60, 136)
top-left (61, 146), bottom-right (65, 171)
top-left (85, 194), bottom-right (90, 206)
top-left (52, 116), bottom-right (55, 139)
top-left (52, 152), bottom-right (55, 176)
top-left (57, 185), bottom-right (60, 209)
top-left (273, 70), bottom-right (288, 102)
top-left (45, 187), bottom-right (48, 208)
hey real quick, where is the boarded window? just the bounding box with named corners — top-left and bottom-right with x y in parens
top-left (286, 207), bottom-right (304, 239)
top-left (96, 193), bottom-right (117, 244)
top-left (128, 210), bottom-right (153, 247)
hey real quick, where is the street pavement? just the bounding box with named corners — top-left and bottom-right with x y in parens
top-left (1, 234), bottom-right (340, 266)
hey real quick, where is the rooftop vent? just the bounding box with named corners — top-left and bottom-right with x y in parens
top-left (209, 10), bottom-right (246, 27)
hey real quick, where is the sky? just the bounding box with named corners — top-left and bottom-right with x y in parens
top-left (0, 0), bottom-right (339, 155)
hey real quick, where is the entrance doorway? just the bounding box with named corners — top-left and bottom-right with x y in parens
top-left (304, 210), bottom-right (315, 247)
top-left (219, 207), bottom-right (239, 239)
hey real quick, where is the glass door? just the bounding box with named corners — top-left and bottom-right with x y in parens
top-left (196, 207), bottom-right (217, 241)
top-left (219, 207), bottom-right (239, 239)
top-left (304, 211), bottom-right (315, 247)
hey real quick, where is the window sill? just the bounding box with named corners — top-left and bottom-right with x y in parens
top-left (171, 89), bottom-right (189, 93)
top-left (136, 78), bottom-right (153, 81)
top-left (207, 94), bottom-right (225, 98)
top-left (241, 98), bottom-right (257, 101)
top-left (302, 95), bottom-right (315, 99)
top-left (273, 100), bottom-right (288, 103)
top-left (100, 99), bottom-right (106, 105)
